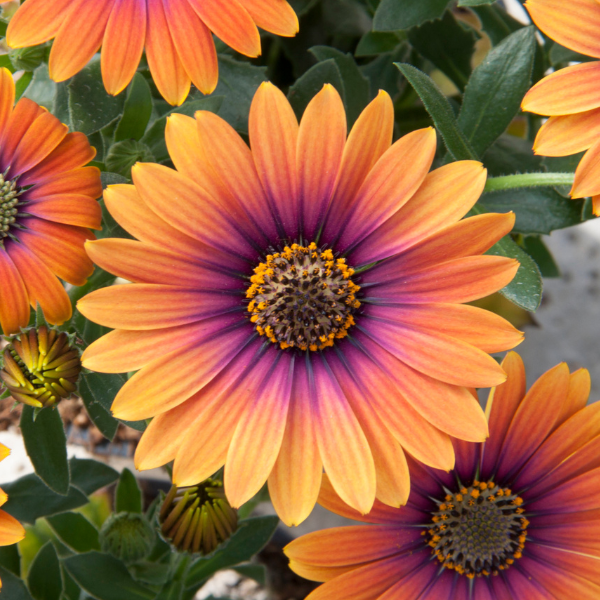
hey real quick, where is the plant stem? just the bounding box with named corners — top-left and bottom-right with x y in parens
top-left (484, 172), bottom-right (575, 193)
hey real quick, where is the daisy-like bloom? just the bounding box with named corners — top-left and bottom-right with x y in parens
top-left (287, 352), bottom-right (600, 599)
top-left (0, 443), bottom-right (26, 590)
top-left (522, 0), bottom-right (600, 215)
top-left (0, 68), bottom-right (101, 335)
top-left (78, 82), bottom-right (523, 526)
top-left (3, 0), bottom-right (299, 106)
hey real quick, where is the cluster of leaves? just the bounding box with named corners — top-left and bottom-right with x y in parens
top-left (0, 0), bottom-right (593, 597)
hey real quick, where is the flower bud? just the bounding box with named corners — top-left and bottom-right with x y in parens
top-left (0, 327), bottom-right (81, 408)
top-left (159, 479), bottom-right (238, 555)
top-left (99, 512), bottom-right (155, 564)
top-left (8, 45), bottom-right (47, 72)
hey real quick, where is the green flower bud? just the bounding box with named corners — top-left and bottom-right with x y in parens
top-left (9, 45), bottom-right (47, 72)
top-left (0, 327), bottom-right (81, 408)
top-left (105, 140), bottom-right (155, 178)
top-left (159, 479), bottom-right (238, 555)
top-left (99, 512), bottom-right (155, 564)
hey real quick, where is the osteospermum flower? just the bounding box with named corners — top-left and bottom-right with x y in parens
top-left (522, 0), bottom-right (600, 215)
top-left (0, 443), bottom-right (26, 590)
top-left (3, 0), bottom-right (299, 105)
top-left (0, 68), bottom-right (100, 335)
top-left (287, 352), bottom-right (600, 599)
top-left (78, 83), bottom-right (523, 526)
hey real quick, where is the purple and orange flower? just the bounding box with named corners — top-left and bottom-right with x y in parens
top-left (78, 83), bottom-right (523, 526)
top-left (4, 0), bottom-right (299, 105)
top-left (287, 352), bottom-right (600, 599)
top-left (523, 0), bottom-right (600, 215)
top-left (0, 68), bottom-right (101, 335)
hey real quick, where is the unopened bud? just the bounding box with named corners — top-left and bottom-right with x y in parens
top-left (0, 326), bottom-right (81, 408)
top-left (99, 512), bottom-right (155, 564)
top-left (159, 479), bottom-right (238, 555)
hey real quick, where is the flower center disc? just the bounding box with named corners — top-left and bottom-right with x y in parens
top-left (0, 173), bottom-right (21, 241)
top-left (246, 242), bottom-right (361, 351)
top-left (426, 481), bottom-right (529, 578)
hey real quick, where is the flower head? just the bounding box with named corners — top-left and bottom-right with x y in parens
top-left (522, 0), bottom-right (600, 215)
top-left (0, 443), bottom-right (26, 589)
top-left (0, 326), bottom-right (82, 408)
top-left (0, 68), bottom-right (101, 335)
top-left (79, 82), bottom-right (522, 526)
top-left (100, 512), bottom-right (155, 564)
top-left (4, 0), bottom-right (299, 105)
top-left (286, 353), bottom-right (600, 599)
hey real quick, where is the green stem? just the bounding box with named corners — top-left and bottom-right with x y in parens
top-left (484, 172), bottom-right (575, 193)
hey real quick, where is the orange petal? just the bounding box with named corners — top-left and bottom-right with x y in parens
top-left (0, 445), bottom-right (9, 463)
top-left (17, 218), bottom-right (94, 287)
top-left (534, 109), bottom-right (600, 157)
top-left (0, 247), bottom-right (30, 335)
top-left (268, 362), bottom-right (323, 527)
top-left (335, 128), bottom-right (436, 252)
top-left (0, 510), bottom-right (25, 545)
top-left (101, 0), bottom-right (146, 96)
top-left (367, 303), bottom-right (522, 354)
top-left (351, 161), bottom-right (487, 265)
top-left (324, 91), bottom-right (394, 245)
top-left (26, 167), bottom-right (102, 201)
top-left (111, 318), bottom-right (249, 421)
top-left (559, 368), bottom-right (592, 425)
top-left (376, 561), bottom-right (437, 600)
top-left (49, 0), bottom-right (115, 83)
top-left (480, 352), bottom-right (526, 479)
top-left (146, 0), bottom-right (190, 105)
top-left (311, 357), bottom-right (376, 516)
top-left (19, 133), bottom-right (96, 187)
top-left (0, 98), bottom-right (45, 168)
top-left (187, 0), bottom-right (261, 57)
top-left (27, 195), bottom-right (102, 229)
top-left (238, 0), bottom-right (299, 36)
top-left (0, 69), bottom-right (14, 143)
top-left (77, 283), bottom-right (240, 330)
top-left (496, 362), bottom-right (570, 481)
top-left (288, 561), bottom-right (356, 584)
top-left (571, 138), bottom-right (600, 197)
top-left (525, 0), bottom-right (600, 59)
top-left (131, 162), bottom-right (253, 259)
top-left (6, 0), bottom-right (71, 47)
top-left (225, 352), bottom-right (293, 508)
top-left (170, 342), bottom-right (274, 483)
top-left (297, 84), bottom-right (346, 239)
top-left (522, 62), bottom-right (600, 116)
top-left (6, 242), bottom-right (72, 326)
top-left (163, 0), bottom-right (218, 96)
top-left (249, 81), bottom-right (299, 236)
top-left (593, 195), bottom-right (600, 216)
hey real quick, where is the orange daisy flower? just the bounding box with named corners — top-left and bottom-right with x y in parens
top-left (0, 68), bottom-right (101, 335)
top-left (522, 0), bottom-right (600, 215)
top-left (78, 83), bottom-right (522, 526)
top-left (287, 352), bottom-right (600, 599)
top-left (4, 0), bottom-right (299, 105)
top-left (0, 443), bottom-right (25, 590)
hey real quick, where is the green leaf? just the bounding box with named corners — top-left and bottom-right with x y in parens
top-left (373, 0), bottom-right (451, 31)
top-left (47, 512), bottom-right (100, 553)
top-left (67, 60), bottom-right (125, 135)
top-left (233, 564), bottom-right (266, 586)
top-left (129, 562), bottom-right (171, 586)
top-left (487, 235), bottom-right (542, 311)
top-left (155, 581), bottom-right (184, 600)
top-left (78, 375), bottom-right (119, 442)
top-left (549, 42), bottom-right (593, 66)
top-left (408, 11), bottom-right (478, 92)
top-left (458, 0), bottom-right (495, 5)
top-left (141, 96), bottom-right (223, 163)
top-left (287, 59), bottom-right (344, 119)
top-left (471, 5), bottom-right (523, 46)
top-left (185, 516), bottom-right (279, 588)
top-left (114, 73), bottom-right (153, 142)
top-left (2, 473), bottom-right (88, 524)
top-left (105, 140), bottom-right (154, 178)
top-left (479, 187), bottom-right (584, 234)
top-left (309, 46), bottom-right (370, 127)
top-left (482, 134), bottom-right (542, 176)
top-left (522, 236), bottom-right (560, 278)
top-left (28, 542), bottom-right (62, 600)
top-left (62, 552), bottom-right (156, 600)
top-left (457, 27), bottom-right (536, 156)
top-left (70, 457), bottom-right (119, 495)
top-left (21, 405), bottom-right (70, 496)
top-left (115, 469), bottom-right (143, 514)
top-left (15, 71), bottom-right (33, 100)
top-left (0, 544), bottom-right (20, 576)
top-left (394, 63), bottom-right (477, 160)
top-left (0, 566), bottom-right (35, 600)
top-left (22, 64), bottom-right (56, 110)
top-left (355, 31), bottom-right (405, 56)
